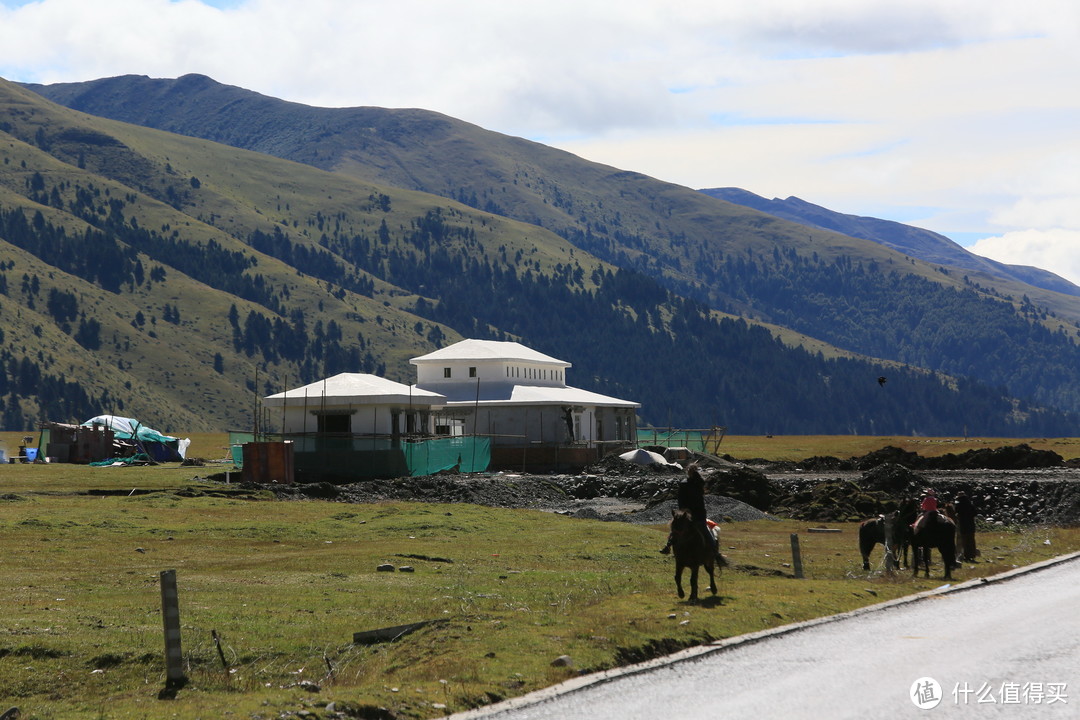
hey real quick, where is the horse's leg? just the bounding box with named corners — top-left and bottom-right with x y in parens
top-left (688, 565), bottom-right (699, 602)
top-left (913, 546), bottom-right (929, 578)
top-left (705, 560), bottom-right (716, 596)
top-left (860, 535), bottom-right (872, 571)
top-left (675, 561), bottom-right (685, 599)
top-left (942, 536), bottom-right (956, 580)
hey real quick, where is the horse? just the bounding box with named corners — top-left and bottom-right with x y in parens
top-left (858, 515), bottom-right (896, 570)
top-left (911, 510), bottom-right (958, 580)
top-left (859, 499), bottom-right (917, 571)
top-left (669, 508), bottom-right (719, 602)
top-left (942, 502), bottom-right (963, 563)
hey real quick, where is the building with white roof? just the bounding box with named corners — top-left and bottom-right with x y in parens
top-left (411, 339), bottom-right (639, 458)
top-left (262, 339), bottom-right (639, 472)
top-left (263, 373), bottom-right (445, 437)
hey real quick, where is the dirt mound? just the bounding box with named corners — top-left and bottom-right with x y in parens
top-left (280, 474), bottom-right (573, 510)
top-left (773, 478), bottom-right (898, 522)
top-left (859, 463), bottom-right (924, 494)
top-left (928, 444), bottom-right (1064, 470)
top-left (582, 454), bottom-right (685, 477)
top-left (631, 495), bottom-right (775, 524)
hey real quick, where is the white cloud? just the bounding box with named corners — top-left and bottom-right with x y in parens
top-left (969, 230), bottom-right (1080, 288)
top-left (1, 0), bottom-right (1079, 284)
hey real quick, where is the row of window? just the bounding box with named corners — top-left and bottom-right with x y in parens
top-left (439, 366), bottom-right (565, 382)
top-left (505, 366), bottom-right (562, 381)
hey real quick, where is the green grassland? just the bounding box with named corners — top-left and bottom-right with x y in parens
top-left (1, 441), bottom-right (1078, 719)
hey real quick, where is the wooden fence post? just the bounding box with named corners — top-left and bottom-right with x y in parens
top-left (159, 570), bottom-right (187, 696)
top-left (790, 533), bottom-right (804, 578)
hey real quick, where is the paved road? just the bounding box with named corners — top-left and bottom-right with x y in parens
top-left (451, 554), bottom-right (1080, 719)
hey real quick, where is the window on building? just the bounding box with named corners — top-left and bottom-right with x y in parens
top-left (317, 414), bottom-right (350, 434)
top-left (443, 367), bottom-right (452, 378)
top-left (434, 418), bottom-right (466, 436)
top-left (469, 367), bottom-right (477, 378)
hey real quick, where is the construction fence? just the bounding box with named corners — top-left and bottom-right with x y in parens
top-left (229, 432), bottom-right (490, 481)
top-left (636, 427), bottom-right (727, 455)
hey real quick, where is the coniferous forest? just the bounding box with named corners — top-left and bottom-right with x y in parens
top-left (2, 75), bottom-right (1079, 435)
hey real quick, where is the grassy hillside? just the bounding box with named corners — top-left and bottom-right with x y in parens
top-left (24, 75), bottom-right (1080, 420)
top-left (0, 78), bottom-right (608, 430)
top-left (3, 77), bottom-right (1079, 435)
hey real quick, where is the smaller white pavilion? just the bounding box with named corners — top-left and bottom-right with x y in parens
top-left (263, 373), bottom-right (445, 437)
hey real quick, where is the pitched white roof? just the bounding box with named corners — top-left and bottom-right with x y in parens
top-left (432, 381), bottom-right (638, 408)
top-left (264, 373), bottom-right (445, 407)
top-left (410, 339), bottom-right (569, 367)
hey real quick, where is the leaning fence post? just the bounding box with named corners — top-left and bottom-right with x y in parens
top-left (159, 569), bottom-right (187, 696)
top-left (790, 533), bottom-right (804, 578)
top-left (883, 514), bottom-right (897, 571)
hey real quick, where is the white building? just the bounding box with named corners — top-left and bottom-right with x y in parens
top-left (263, 339), bottom-right (639, 471)
top-left (263, 373), bottom-right (445, 437)
top-left (411, 339), bottom-right (639, 451)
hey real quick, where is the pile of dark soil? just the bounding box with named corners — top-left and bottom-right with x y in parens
top-left (772, 479), bottom-right (898, 522)
top-left (787, 443), bottom-right (1068, 473)
top-left (273, 474), bottom-right (575, 510)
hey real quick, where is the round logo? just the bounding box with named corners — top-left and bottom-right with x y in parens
top-left (910, 676), bottom-right (943, 710)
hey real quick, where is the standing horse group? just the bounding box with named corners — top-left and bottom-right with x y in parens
top-left (859, 499), bottom-right (959, 579)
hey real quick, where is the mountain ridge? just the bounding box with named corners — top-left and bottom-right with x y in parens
top-left (700, 187), bottom-right (1080, 299)
top-left (3, 75), bottom-right (1079, 435)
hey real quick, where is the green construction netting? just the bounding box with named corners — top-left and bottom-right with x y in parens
top-left (228, 433), bottom-right (490, 480)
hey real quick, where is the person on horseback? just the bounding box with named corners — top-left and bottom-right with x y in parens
top-left (660, 463), bottom-right (718, 556)
top-left (912, 488), bottom-right (940, 533)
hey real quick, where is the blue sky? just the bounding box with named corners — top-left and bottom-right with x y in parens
top-left (1, 0), bottom-right (1078, 285)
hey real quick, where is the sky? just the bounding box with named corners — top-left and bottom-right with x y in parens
top-left (1, 0), bottom-right (1078, 286)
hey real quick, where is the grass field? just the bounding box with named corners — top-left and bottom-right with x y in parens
top-left (1, 439), bottom-right (1078, 719)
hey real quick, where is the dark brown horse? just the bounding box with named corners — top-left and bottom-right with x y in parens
top-left (859, 500), bottom-right (917, 571)
top-left (911, 511), bottom-right (958, 580)
top-left (859, 515), bottom-right (895, 570)
top-left (669, 509), bottom-right (718, 602)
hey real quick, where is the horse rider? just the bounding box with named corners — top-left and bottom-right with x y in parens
top-left (912, 488), bottom-right (940, 533)
top-left (660, 463), bottom-right (718, 555)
